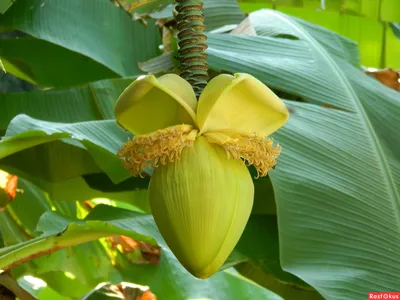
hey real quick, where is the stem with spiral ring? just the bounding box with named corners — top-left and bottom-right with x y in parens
top-left (175, 0), bottom-right (209, 98)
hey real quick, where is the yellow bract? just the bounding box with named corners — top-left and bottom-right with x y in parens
top-left (197, 73), bottom-right (289, 136)
top-left (115, 73), bottom-right (289, 137)
top-left (114, 72), bottom-right (289, 279)
top-left (114, 74), bottom-right (197, 135)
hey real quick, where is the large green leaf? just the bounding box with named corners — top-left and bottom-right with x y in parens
top-left (283, 9), bottom-right (400, 69)
top-left (207, 9), bottom-right (400, 299)
top-left (238, 3), bottom-right (400, 68)
top-left (203, 0), bottom-right (245, 31)
top-left (86, 205), bottom-right (283, 300)
top-left (0, 36), bottom-right (118, 87)
top-left (0, 179), bottom-right (121, 297)
top-left (1, 192), bottom-right (282, 299)
top-left (0, 77), bottom-right (138, 187)
top-left (0, 116), bottom-right (132, 183)
top-left (0, 77), bottom-right (157, 200)
top-left (207, 13), bottom-right (358, 108)
top-left (237, 0), bottom-right (400, 22)
top-left (288, 16), bottom-right (361, 66)
top-left (0, 0), bottom-right (161, 86)
top-left (236, 216), bottom-right (323, 300)
top-left (0, 175), bottom-right (157, 298)
top-left (0, 77), bottom-right (135, 135)
top-left (0, 208), bottom-right (156, 271)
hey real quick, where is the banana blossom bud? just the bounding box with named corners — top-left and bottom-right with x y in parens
top-left (114, 73), bottom-right (289, 279)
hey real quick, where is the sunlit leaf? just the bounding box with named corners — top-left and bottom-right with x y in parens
top-left (1, 200), bottom-right (282, 299)
top-left (1, 180), bottom-right (123, 297)
top-left (238, 3), bottom-right (400, 68)
top-left (237, 0), bottom-right (400, 22)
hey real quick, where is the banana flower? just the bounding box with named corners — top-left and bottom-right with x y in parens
top-left (114, 73), bottom-right (289, 279)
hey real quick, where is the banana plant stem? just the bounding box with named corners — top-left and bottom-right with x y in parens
top-left (176, 0), bottom-right (209, 98)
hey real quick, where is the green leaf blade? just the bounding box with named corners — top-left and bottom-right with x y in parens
top-left (0, 0), bottom-right (161, 83)
top-left (207, 9), bottom-right (400, 298)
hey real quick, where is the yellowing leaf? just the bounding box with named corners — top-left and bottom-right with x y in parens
top-left (0, 170), bottom-right (19, 209)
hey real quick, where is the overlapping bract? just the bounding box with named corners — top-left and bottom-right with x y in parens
top-left (114, 73), bottom-right (289, 278)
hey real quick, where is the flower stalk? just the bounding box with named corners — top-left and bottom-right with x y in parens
top-left (176, 0), bottom-right (209, 98)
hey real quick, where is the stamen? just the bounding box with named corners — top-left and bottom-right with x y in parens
top-left (204, 131), bottom-right (281, 178)
top-left (118, 124), bottom-right (198, 177)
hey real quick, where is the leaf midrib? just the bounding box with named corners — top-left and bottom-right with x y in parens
top-left (269, 11), bottom-right (400, 232)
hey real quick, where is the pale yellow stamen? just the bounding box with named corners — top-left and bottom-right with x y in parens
top-left (118, 124), bottom-right (198, 177)
top-left (204, 131), bottom-right (281, 178)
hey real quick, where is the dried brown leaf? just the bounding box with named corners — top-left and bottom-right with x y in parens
top-left (365, 68), bottom-right (400, 92)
